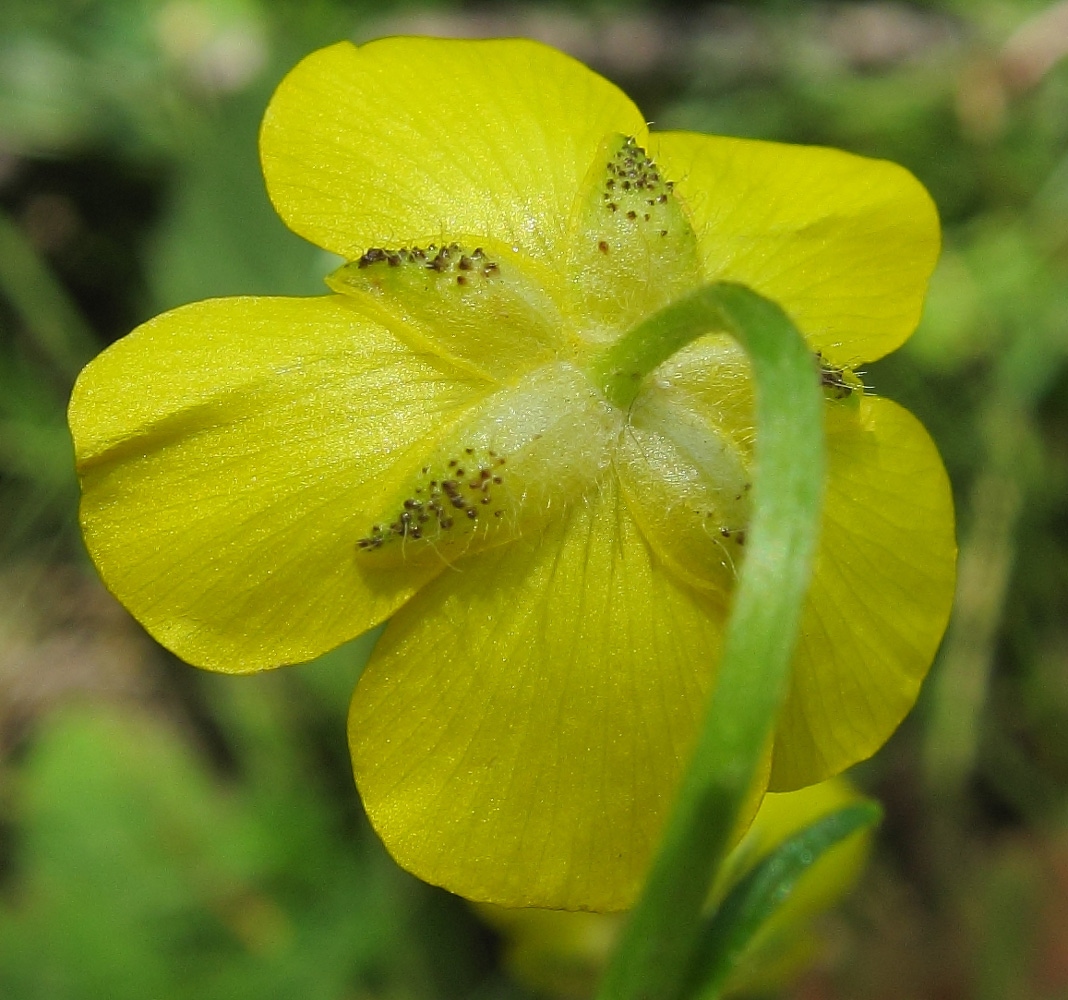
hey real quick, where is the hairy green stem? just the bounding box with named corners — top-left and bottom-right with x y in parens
top-left (593, 283), bottom-right (825, 1000)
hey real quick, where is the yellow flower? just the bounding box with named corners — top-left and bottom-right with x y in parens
top-left (68, 38), bottom-right (955, 912)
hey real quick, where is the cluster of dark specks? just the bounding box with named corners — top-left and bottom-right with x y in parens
top-left (816, 352), bottom-right (857, 400)
top-left (601, 136), bottom-right (674, 239)
top-left (697, 510), bottom-right (748, 548)
top-left (357, 448), bottom-right (509, 552)
top-left (697, 478), bottom-right (752, 548)
top-left (718, 525), bottom-right (747, 546)
top-left (356, 243), bottom-right (500, 286)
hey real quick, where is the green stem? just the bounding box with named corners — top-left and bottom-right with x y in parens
top-left (588, 288), bottom-right (730, 408)
top-left (593, 283), bottom-right (825, 1000)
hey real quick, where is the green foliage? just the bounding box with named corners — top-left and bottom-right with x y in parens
top-left (0, 636), bottom-right (517, 1000)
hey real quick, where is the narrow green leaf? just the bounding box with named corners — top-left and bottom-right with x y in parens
top-left (595, 282), bottom-right (824, 1000)
top-left (681, 801), bottom-right (882, 1000)
top-left (0, 208), bottom-right (97, 381)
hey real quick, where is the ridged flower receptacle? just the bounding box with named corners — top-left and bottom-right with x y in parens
top-left (68, 37), bottom-right (956, 912)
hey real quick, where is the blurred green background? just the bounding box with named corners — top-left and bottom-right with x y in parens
top-left (1, 0), bottom-right (1067, 997)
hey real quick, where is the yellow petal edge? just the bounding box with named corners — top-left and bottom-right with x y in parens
top-left (772, 396), bottom-right (957, 789)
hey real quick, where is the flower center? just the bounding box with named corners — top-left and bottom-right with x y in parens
top-left (331, 135), bottom-right (776, 587)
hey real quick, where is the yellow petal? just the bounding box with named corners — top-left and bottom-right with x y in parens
top-left (349, 476), bottom-right (727, 912)
top-left (260, 38), bottom-right (647, 270)
top-left (70, 295), bottom-right (489, 672)
top-left (649, 132), bottom-right (940, 365)
top-left (770, 395), bottom-right (957, 789)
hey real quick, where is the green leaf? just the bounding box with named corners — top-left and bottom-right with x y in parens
top-left (681, 801), bottom-right (882, 1000)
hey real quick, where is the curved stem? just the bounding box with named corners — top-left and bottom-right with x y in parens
top-left (587, 286), bottom-right (730, 408)
top-left (594, 283), bottom-right (825, 1000)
